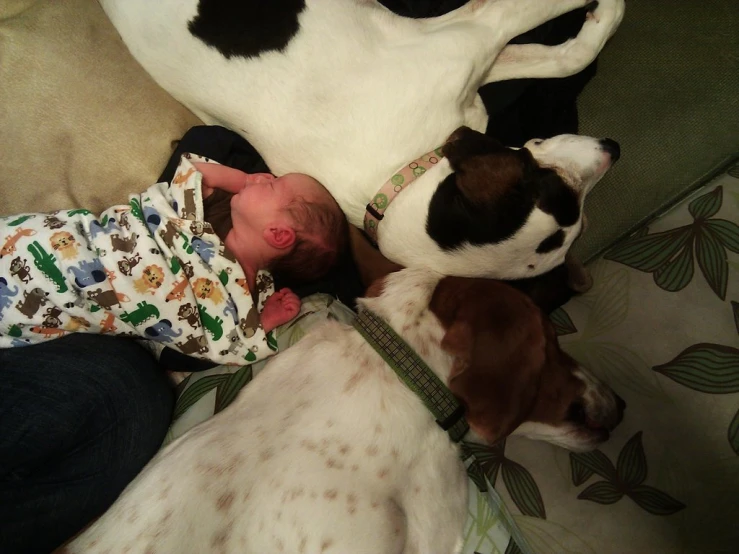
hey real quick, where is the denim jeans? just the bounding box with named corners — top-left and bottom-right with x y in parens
top-left (0, 334), bottom-right (174, 554)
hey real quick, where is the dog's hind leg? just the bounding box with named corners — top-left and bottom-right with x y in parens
top-left (482, 0), bottom-right (626, 83)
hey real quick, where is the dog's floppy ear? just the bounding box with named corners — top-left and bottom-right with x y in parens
top-left (442, 126), bottom-right (524, 205)
top-left (431, 277), bottom-right (547, 444)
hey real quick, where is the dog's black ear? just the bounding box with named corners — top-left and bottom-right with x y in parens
top-left (442, 126), bottom-right (503, 166)
top-left (441, 127), bottom-right (523, 205)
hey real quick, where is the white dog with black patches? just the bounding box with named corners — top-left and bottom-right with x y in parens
top-left (100, 0), bottom-right (625, 279)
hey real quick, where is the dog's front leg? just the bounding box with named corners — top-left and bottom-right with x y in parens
top-left (483, 0), bottom-right (626, 83)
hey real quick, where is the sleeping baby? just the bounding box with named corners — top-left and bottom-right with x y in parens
top-left (0, 153), bottom-right (347, 365)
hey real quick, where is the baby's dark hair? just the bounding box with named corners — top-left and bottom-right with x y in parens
top-left (268, 194), bottom-right (349, 283)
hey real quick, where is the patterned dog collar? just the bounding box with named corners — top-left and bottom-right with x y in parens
top-left (353, 307), bottom-right (469, 443)
top-left (363, 147), bottom-right (444, 244)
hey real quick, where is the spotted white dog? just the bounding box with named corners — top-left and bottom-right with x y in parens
top-left (63, 268), bottom-right (624, 554)
top-left (100, 0), bottom-right (625, 279)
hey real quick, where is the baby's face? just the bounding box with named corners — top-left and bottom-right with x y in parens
top-left (230, 173), bottom-right (320, 233)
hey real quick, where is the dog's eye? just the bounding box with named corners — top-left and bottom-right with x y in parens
top-left (532, 139), bottom-right (544, 145)
top-left (567, 401), bottom-right (587, 423)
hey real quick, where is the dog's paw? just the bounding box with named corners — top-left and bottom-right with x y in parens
top-left (587, 0), bottom-right (625, 38)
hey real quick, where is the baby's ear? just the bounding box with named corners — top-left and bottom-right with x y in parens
top-left (264, 225), bottom-right (296, 250)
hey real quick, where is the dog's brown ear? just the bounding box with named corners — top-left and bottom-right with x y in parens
top-left (442, 126), bottom-right (523, 205)
top-left (432, 278), bottom-right (547, 444)
top-left (350, 226), bottom-right (404, 295)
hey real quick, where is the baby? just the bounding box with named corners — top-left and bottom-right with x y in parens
top-left (0, 153), bottom-right (347, 365)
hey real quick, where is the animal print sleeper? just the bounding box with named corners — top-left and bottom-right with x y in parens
top-left (0, 154), bottom-right (276, 365)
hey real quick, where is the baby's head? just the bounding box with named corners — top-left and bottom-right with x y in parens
top-left (230, 172), bottom-right (348, 282)
top-left (268, 174), bottom-right (348, 281)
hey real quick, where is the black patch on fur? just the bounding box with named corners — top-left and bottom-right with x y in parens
top-left (426, 152), bottom-right (580, 251)
top-left (188, 0), bottom-right (306, 59)
top-left (426, 172), bottom-right (532, 249)
top-left (535, 171), bottom-right (580, 227)
top-left (536, 229), bottom-right (565, 254)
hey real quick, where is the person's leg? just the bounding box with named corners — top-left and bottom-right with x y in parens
top-left (0, 334), bottom-right (174, 554)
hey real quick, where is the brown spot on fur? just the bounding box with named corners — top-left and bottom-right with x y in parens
top-left (321, 539), bottom-right (334, 552)
top-left (326, 458), bottom-right (344, 470)
top-left (299, 537), bottom-right (308, 553)
top-left (326, 419), bottom-right (335, 428)
top-left (375, 424), bottom-right (383, 434)
top-left (351, 464), bottom-right (359, 472)
top-left (324, 489), bottom-right (338, 500)
top-left (217, 491), bottom-right (235, 512)
top-left (301, 439), bottom-right (318, 451)
top-left (290, 487), bottom-right (305, 500)
top-left (211, 522), bottom-right (233, 547)
top-left (339, 444), bottom-right (351, 455)
top-left (365, 445), bottom-right (378, 456)
top-left (158, 483), bottom-right (172, 501)
top-left (347, 492), bottom-right (358, 514)
top-left (377, 468), bottom-right (389, 479)
top-left (343, 370), bottom-right (367, 392)
top-left (260, 448), bottom-right (274, 462)
top-left (371, 501), bottom-right (380, 509)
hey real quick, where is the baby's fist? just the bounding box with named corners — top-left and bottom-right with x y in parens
top-left (261, 288), bottom-right (301, 333)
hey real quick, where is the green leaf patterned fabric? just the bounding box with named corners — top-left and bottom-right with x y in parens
top-left (501, 461), bottom-right (546, 519)
top-left (627, 485), bottom-right (686, 516)
top-left (653, 344), bottom-right (739, 393)
top-left (616, 431), bottom-right (647, 486)
top-left (577, 481), bottom-right (622, 504)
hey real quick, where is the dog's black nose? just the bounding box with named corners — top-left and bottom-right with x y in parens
top-left (599, 138), bottom-right (621, 162)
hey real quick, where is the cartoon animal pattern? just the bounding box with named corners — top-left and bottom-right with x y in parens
top-left (0, 154), bottom-right (276, 365)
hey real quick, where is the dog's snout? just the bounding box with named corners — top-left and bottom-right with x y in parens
top-left (599, 138), bottom-right (621, 162)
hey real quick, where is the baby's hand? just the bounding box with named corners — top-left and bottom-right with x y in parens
top-left (244, 173), bottom-right (275, 186)
top-left (261, 288), bottom-right (301, 333)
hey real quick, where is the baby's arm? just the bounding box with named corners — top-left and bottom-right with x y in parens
top-left (192, 162), bottom-right (274, 198)
top-left (260, 288), bottom-right (301, 333)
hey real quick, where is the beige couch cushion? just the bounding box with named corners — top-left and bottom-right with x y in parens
top-left (0, 0), bottom-right (200, 216)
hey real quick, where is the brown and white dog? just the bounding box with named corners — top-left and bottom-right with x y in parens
top-left (63, 265), bottom-right (624, 554)
top-left (100, 0), bottom-right (625, 279)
